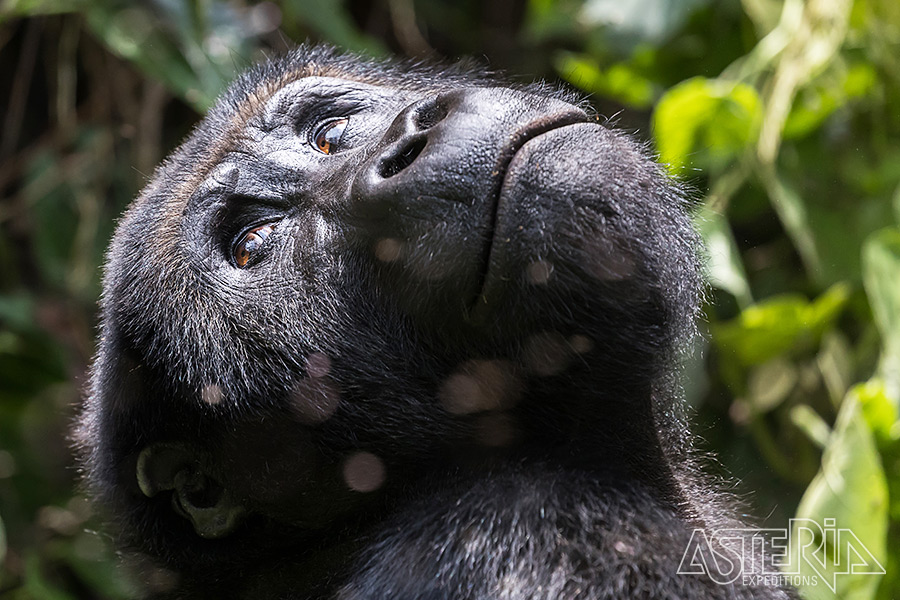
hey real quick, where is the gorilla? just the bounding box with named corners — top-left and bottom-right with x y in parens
top-left (76, 45), bottom-right (793, 599)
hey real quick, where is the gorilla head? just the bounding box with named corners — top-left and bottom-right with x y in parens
top-left (77, 45), bottom-right (789, 599)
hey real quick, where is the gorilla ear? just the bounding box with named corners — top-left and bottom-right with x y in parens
top-left (137, 443), bottom-right (245, 539)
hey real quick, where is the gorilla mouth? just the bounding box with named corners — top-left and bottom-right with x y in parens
top-left (474, 111), bottom-right (588, 312)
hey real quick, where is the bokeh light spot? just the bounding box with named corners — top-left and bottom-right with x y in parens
top-left (342, 452), bottom-right (386, 493)
top-left (439, 360), bottom-right (521, 415)
top-left (569, 334), bottom-right (594, 355)
top-left (306, 352), bottom-right (332, 378)
top-left (374, 238), bottom-right (403, 262)
top-left (526, 260), bottom-right (553, 285)
top-left (581, 234), bottom-right (635, 281)
top-left (614, 539), bottom-right (636, 556)
top-left (247, 2), bottom-right (282, 34)
top-left (524, 331), bottom-right (570, 376)
top-left (201, 384), bottom-right (223, 405)
top-left (290, 377), bottom-right (341, 424)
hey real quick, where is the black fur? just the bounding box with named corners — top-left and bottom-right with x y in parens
top-left (76, 44), bottom-right (793, 599)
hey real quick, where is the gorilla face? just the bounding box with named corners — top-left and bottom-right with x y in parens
top-left (77, 46), bottom-right (713, 597)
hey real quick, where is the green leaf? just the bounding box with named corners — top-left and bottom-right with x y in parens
top-left (783, 85), bottom-right (841, 140)
top-left (84, 2), bottom-right (255, 111)
top-left (784, 63), bottom-right (877, 139)
top-left (862, 228), bottom-right (900, 398)
top-left (762, 172), bottom-right (825, 282)
top-left (0, 0), bottom-right (81, 21)
top-left (894, 184), bottom-right (900, 224)
top-left (817, 332), bottom-right (855, 405)
top-left (694, 205), bottom-right (753, 306)
top-left (85, 6), bottom-right (207, 110)
top-left (523, 0), bottom-right (583, 41)
top-left (24, 554), bottom-right (77, 600)
top-left (653, 77), bottom-right (761, 173)
top-left (61, 531), bottom-right (135, 599)
top-left (791, 387), bottom-right (888, 600)
top-left (745, 358), bottom-right (797, 413)
top-left (555, 53), bottom-right (656, 108)
top-left (791, 404), bottom-right (832, 449)
top-left (843, 62), bottom-right (878, 98)
top-left (712, 283), bottom-right (850, 367)
top-left (854, 379), bottom-right (899, 444)
top-left (280, 0), bottom-right (383, 55)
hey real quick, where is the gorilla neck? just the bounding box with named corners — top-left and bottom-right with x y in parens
top-left (498, 369), bottom-right (681, 492)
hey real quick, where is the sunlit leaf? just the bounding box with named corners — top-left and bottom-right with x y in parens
top-left (843, 62), bottom-right (878, 98)
top-left (653, 77), bottom-right (761, 173)
top-left (854, 379), bottom-right (899, 444)
top-left (784, 63), bottom-right (876, 139)
top-left (862, 228), bottom-right (900, 398)
top-left (745, 358), bottom-right (797, 413)
top-left (0, 0), bottom-right (80, 21)
top-left (791, 387), bottom-right (888, 600)
top-left (712, 284), bottom-right (850, 367)
top-left (555, 52), bottom-right (656, 108)
top-left (791, 404), bottom-right (831, 449)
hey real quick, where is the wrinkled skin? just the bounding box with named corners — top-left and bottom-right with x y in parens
top-left (77, 46), bottom-right (793, 599)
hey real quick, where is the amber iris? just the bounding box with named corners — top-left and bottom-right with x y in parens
top-left (233, 224), bottom-right (275, 267)
top-left (313, 118), bottom-right (348, 154)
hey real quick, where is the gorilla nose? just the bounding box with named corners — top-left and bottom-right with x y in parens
top-left (349, 93), bottom-right (458, 220)
top-left (376, 96), bottom-right (450, 180)
top-left (349, 88), bottom-right (587, 224)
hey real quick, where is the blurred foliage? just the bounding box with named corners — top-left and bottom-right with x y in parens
top-left (0, 0), bottom-right (898, 598)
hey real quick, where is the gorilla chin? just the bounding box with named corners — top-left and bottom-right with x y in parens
top-left (76, 44), bottom-right (793, 599)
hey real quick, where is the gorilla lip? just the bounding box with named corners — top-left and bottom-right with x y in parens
top-left (472, 111), bottom-right (588, 315)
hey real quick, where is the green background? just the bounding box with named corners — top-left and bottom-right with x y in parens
top-left (0, 0), bottom-right (898, 598)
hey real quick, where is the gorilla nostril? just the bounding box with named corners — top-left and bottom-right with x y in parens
top-left (379, 137), bottom-right (426, 179)
top-left (414, 100), bottom-right (449, 130)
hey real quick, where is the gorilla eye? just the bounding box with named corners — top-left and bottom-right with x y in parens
top-left (312, 118), bottom-right (349, 154)
top-left (233, 223), bottom-right (275, 268)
